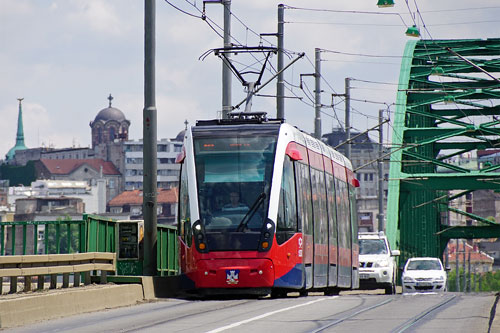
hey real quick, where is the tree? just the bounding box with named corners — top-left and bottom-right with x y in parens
top-left (46, 215), bottom-right (80, 254)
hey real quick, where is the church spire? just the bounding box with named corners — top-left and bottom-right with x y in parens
top-left (6, 98), bottom-right (28, 161)
top-left (15, 98), bottom-right (26, 147)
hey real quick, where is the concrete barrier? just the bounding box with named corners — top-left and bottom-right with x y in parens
top-left (0, 284), bottom-right (143, 329)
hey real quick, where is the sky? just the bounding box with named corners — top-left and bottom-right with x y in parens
top-left (1, 0), bottom-right (499, 158)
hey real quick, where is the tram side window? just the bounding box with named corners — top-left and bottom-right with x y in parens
top-left (277, 157), bottom-right (298, 244)
top-left (178, 165), bottom-right (192, 246)
top-left (326, 173), bottom-right (337, 240)
top-left (311, 167), bottom-right (328, 245)
top-left (349, 184), bottom-right (358, 245)
top-left (336, 178), bottom-right (349, 251)
top-left (295, 162), bottom-right (312, 235)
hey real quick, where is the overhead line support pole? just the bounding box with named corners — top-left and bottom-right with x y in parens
top-left (222, 0), bottom-right (232, 119)
top-left (204, 0), bottom-right (232, 119)
top-left (378, 109), bottom-right (384, 232)
top-left (277, 4), bottom-right (285, 119)
top-left (314, 48), bottom-right (321, 139)
top-left (143, 0), bottom-right (157, 276)
top-left (345, 77), bottom-right (351, 160)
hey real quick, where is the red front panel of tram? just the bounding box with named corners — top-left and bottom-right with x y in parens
top-left (179, 235), bottom-right (304, 289)
top-left (195, 257), bottom-right (274, 288)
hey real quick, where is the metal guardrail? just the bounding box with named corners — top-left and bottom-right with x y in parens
top-left (157, 224), bottom-right (178, 276)
top-left (0, 219), bottom-right (85, 256)
top-left (0, 252), bottom-right (116, 294)
top-left (0, 215), bottom-right (178, 283)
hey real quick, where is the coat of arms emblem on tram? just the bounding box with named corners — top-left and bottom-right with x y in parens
top-left (226, 269), bottom-right (240, 285)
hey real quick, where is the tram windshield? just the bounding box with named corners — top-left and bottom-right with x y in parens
top-left (193, 130), bottom-right (277, 239)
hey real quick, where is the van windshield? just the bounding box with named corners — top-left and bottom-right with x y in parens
top-left (359, 239), bottom-right (388, 255)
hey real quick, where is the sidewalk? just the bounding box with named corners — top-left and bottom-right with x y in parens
top-left (0, 275), bottom-right (180, 329)
top-left (0, 283), bottom-right (144, 329)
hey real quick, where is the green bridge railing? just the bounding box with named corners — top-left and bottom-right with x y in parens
top-left (0, 214), bottom-right (178, 276)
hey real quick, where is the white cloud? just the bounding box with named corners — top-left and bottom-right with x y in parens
top-left (1, 0), bottom-right (499, 160)
top-left (65, 0), bottom-right (123, 36)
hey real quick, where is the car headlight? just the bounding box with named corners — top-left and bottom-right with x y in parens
top-left (435, 276), bottom-right (445, 282)
top-left (374, 259), bottom-right (389, 268)
top-left (403, 276), bottom-right (414, 282)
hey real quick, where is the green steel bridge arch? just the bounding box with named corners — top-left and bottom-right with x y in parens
top-left (386, 38), bottom-right (500, 264)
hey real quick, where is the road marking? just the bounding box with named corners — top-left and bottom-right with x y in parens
top-left (206, 297), bottom-right (335, 333)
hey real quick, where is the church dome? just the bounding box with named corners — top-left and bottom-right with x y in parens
top-left (174, 120), bottom-right (189, 142)
top-left (94, 107), bottom-right (126, 123)
top-left (92, 94), bottom-right (126, 123)
top-left (175, 129), bottom-right (186, 142)
top-left (90, 94), bottom-right (130, 148)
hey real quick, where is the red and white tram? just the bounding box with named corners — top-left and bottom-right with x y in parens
top-left (177, 116), bottom-right (359, 296)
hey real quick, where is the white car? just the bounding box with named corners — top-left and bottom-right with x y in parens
top-left (358, 232), bottom-right (400, 294)
top-left (401, 257), bottom-right (447, 293)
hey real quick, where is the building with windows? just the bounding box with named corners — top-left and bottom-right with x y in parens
top-left (107, 188), bottom-right (178, 224)
top-left (322, 128), bottom-right (390, 232)
top-left (124, 137), bottom-right (183, 190)
top-left (34, 158), bottom-right (122, 202)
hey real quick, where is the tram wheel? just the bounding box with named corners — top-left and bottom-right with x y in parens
top-left (324, 288), bottom-right (339, 296)
top-left (271, 289), bottom-right (287, 298)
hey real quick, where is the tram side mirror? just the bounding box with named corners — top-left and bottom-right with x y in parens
top-left (179, 219), bottom-right (185, 238)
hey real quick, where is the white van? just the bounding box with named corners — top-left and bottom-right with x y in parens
top-left (358, 232), bottom-right (400, 294)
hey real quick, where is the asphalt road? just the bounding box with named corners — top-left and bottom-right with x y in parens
top-left (5, 291), bottom-right (496, 333)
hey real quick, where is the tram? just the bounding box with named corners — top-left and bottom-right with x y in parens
top-left (176, 114), bottom-right (359, 296)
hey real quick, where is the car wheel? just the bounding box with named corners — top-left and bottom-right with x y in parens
top-left (384, 285), bottom-right (395, 295)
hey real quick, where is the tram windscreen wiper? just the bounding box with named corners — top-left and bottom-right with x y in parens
top-left (236, 192), bottom-right (266, 232)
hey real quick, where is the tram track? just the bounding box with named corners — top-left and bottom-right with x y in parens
top-left (311, 297), bottom-right (394, 332)
top-left (390, 294), bottom-right (457, 333)
top-left (105, 298), bottom-right (260, 333)
top-left (311, 294), bottom-right (460, 333)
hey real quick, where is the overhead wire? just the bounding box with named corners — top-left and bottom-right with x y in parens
top-left (166, 0), bottom-right (499, 152)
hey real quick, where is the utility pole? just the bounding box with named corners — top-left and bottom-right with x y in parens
top-left (378, 109), bottom-right (384, 232)
top-left (314, 48), bottom-right (321, 139)
top-left (276, 4), bottom-right (285, 119)
top-left (204, 0), bottom-right (232, 119)
top-left (345, 77), bottom-right (351, 160)
top-left (456, 239), bottom-right (460, 291)
top-left (462, 239), bottom-right (466, 291)
top-left (143, 0), bottom-right (157, 276)
top-left (222, 0), bottom-right (232, 119)
top-left (467, 250), bottom-right (471, 292)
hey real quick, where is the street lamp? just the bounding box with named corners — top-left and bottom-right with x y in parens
top-left (377, 0), bottom-right (395, 8)
top-left (405, 25), bottom-right (420, 37)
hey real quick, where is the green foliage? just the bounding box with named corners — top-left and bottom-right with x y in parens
top-left (0, 160), bottom-right (36, 186)
top-left (447, 268), bottom-right (500, 292)
top-left (46, 215), bottom-right (80, 254)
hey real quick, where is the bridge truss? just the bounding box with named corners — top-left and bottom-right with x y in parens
top-left (386, 38), bottom-right (500, 263)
